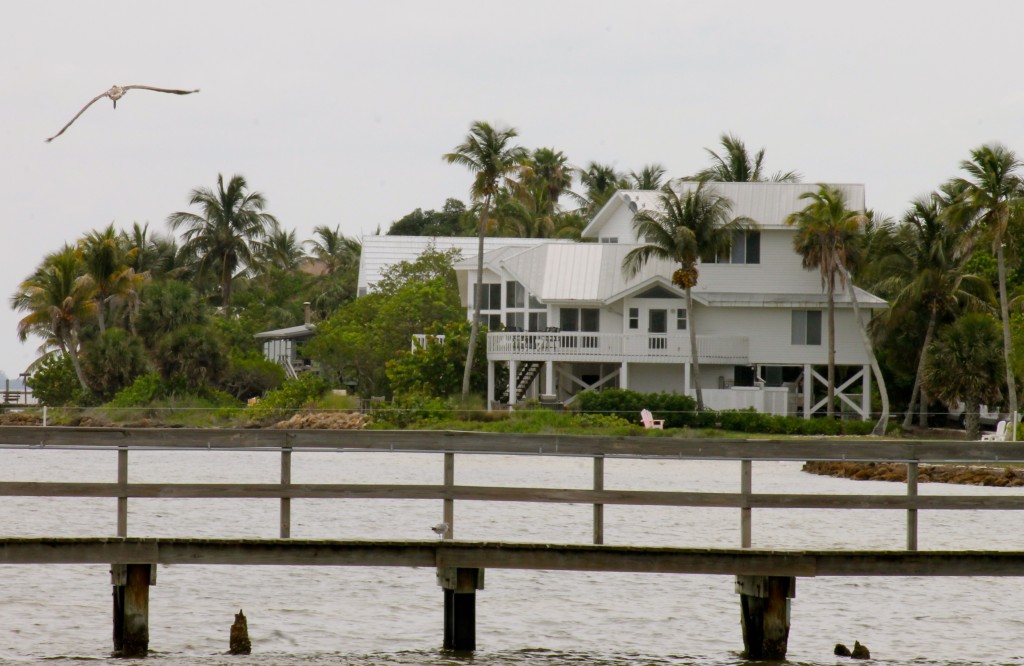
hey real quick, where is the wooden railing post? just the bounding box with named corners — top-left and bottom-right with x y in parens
top-left (593, 455), bottom-right (605, 545)
top-left (907, 461), bottom-right (918, 551)
top-left (280, 444), bottom-right (292, 539)
top-left (740, 459), bottom-right (752, 548)
top-left (443, 452), bottom-right (454, 539)
top-left (117, 448), bottom-right (128, 537)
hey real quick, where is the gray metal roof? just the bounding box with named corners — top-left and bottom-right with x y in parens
top-left (583, 182), bottom-right (867, 238)
top-left (254, 324), bottom-right (316, 340)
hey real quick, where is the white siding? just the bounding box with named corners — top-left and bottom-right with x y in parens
top-left (628, 363), bottom-right (686, 394)
top-left (699, 306), bottom-right (871, 365)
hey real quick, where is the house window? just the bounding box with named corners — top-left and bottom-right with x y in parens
top-left (506, 312), bottom-right (525, 331)
top-left (600, 237), bottom-right (619, 244)
top-left (528, 312), bottom-right (547, 332)
top-left (560, 307), bottom-right (599, 348)
top-left (506, 281), bottom-right (526, 309)
top-left (676, 309), bottom-right (687, 330)
top-left (478, 313), bottom-right (502, 330)
top-left (791, 310), bottom-right (822, 345)
top-left (714, 231), bottom-right (761, 264)
top-left (477, 283), bottom-right (501, 310)
top-left (529, 294), bottom-right (543, 309)
top-left (628, 308), bottom-right (639, 329)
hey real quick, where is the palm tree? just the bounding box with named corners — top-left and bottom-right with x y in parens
top-left (953, 144), bottom-right (1024, 417)
top-left (923, 313), bottom-right (1005, 440)
top-left (306, 225), bottom-right (362, 276)
top-left (77, 224), bottom-right (139, 334)
top-left (873, 193), bottom-right (991, 428)
top-left (579, 162), bottom-right (627, 216)
top-left (167, 174), bottom-right (279, 309)
top-left (692, 133), bottom-right (800, 183)
top-left (254, 227), bottom-right (304, 274)
top-left (524, 147), bottom-right (575, 214)
top-left (622, 183), bottom-right (754, 410)
top-left (786, 185), bottom-right (870, 419)
top-left (629, 164), bottom-right (668, 190)
top-left (11, 245), bottom-right (95, 390)
top-left (444, 121), bottom-right (528, 400)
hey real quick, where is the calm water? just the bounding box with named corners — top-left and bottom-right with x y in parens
top-left (1, 447), bottom-right (1024, 665)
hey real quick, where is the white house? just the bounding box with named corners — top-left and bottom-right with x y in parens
top-left (446, 182), bottom-right (887, 417)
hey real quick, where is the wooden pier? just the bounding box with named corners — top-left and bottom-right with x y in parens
top-left (2, 426), bottom-right (1024, 658)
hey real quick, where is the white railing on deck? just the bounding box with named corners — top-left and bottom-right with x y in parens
top-left (486, 332), bottom-right (748, 361)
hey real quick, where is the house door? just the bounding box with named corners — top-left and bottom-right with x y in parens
top-left (648, 309), bottom-right (667, 349)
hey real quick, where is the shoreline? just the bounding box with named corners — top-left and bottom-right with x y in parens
top-left (802, 460), bottom-right (1024, 487)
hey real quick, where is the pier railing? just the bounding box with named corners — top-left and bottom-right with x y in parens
top-left (2, 426), bottom-right (1024, 550)
top-left (4, 426), bottom-right (1024, 658)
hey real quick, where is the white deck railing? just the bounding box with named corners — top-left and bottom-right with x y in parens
top-left (486, 332), bottom-right (748, 362)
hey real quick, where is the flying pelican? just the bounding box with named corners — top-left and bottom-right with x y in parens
top-left (45, 84), bottom-right (200, 142)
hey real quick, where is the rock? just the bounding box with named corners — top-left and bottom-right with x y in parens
top-left (0, 411), bottom-right (42, 425)
top-left (270, 411), bottom-right (370, 430)
top-left (229, 609), bottom-right (252, 655)
top-left (851, 640), bottom-right (870, 659)
top-left (834, 643), bottom-right (852, 657)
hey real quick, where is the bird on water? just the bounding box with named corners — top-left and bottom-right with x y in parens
top-left (45, 84), bottom-right (200, 142)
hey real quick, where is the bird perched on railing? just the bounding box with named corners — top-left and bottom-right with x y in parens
top-left (45, 84), bottom-right (200, 142)
top-left (431, 522), bottom-right (449, 539)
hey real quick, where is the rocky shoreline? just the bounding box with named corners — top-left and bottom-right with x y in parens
top-left (803, 460), bottom-right (1024, 487)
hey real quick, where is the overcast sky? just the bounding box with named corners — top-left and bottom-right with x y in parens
top-left (3, 0), bottom-right (1023, 379)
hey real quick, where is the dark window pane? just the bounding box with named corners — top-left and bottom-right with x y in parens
top-left (807, 310), bottom-right (822, 345)
top-left (560, 309), bottom-right (579, 331)
top-left (746, 232), bottom-right (760, 264)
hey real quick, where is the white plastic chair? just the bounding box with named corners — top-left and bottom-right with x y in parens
top-left (981, 420), bottom-right (1008, 441)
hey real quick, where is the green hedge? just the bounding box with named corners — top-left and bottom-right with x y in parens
top-left (575, 389), bottom-right (698, 428)
top-left (575, 389), bottom-right (875, 435)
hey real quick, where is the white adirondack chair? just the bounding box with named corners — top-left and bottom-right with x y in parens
top-left (641, 409), bottom-right (664, 429)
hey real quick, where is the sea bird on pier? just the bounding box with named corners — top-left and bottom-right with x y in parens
top-left (431, 522), bottom-right (449, 539)
top-left (45, 84), bottom-right (200, 142)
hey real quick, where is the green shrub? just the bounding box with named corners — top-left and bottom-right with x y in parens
top-left (109, 373), bottom-right (166, 407)
top-left (247, 372), bottom-right (331, 423)
top-left (575, 389), bottom-right (698, 427)
top-left (154, 324), bottom-right (228, 390)
top-left (370, 394), bottom-right (453, 428)
top-left (27, 353), bottom-right (80, 406)
top-left (573, 413), bottom-right (635, 429)
top-left (220, 351), bottom-right (286, 400)
top-left (81, 328), bottom-right (150, 401)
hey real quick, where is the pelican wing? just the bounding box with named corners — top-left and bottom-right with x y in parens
top-left (44, 91), bottom-right (111, 142)
top-left (122, 85), bottom-right (200, 95)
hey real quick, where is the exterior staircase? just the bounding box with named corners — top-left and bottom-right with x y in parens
top-left (497, 361), bottom-right (543, 404)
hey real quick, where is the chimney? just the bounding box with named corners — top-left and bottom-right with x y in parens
top-left (303, 302), bottom-right (311, 326)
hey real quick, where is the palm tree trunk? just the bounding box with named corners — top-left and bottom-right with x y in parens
top-left (95, 297), bottom-right (106, 335)
top-left (844, 272), bottom-right (889, 435)
top-left (222, 271), bottom-right (232, 310)
top-left (685, 286), bottom-right (703, 411)
top-left (903, 310), bottom-right (937, 429)
top-left (826, 283), bottom-right (835, 418)
top-left (997, 244), bottom-right (1018, 416)
top-left (461, 195), bottom-right (491, 401)
top-left (65, 331), bottom-right (90, 391)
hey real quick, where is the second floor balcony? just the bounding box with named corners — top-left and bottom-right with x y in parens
top-left (486, 331), bottom-right (749, 364)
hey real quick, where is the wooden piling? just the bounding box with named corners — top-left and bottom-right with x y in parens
top-left (439, 567), bottom-right (483, 651)
top-left (112, 563), bottom-right (155, 658)
top-left (735, 574), bottom-right (794, 660)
